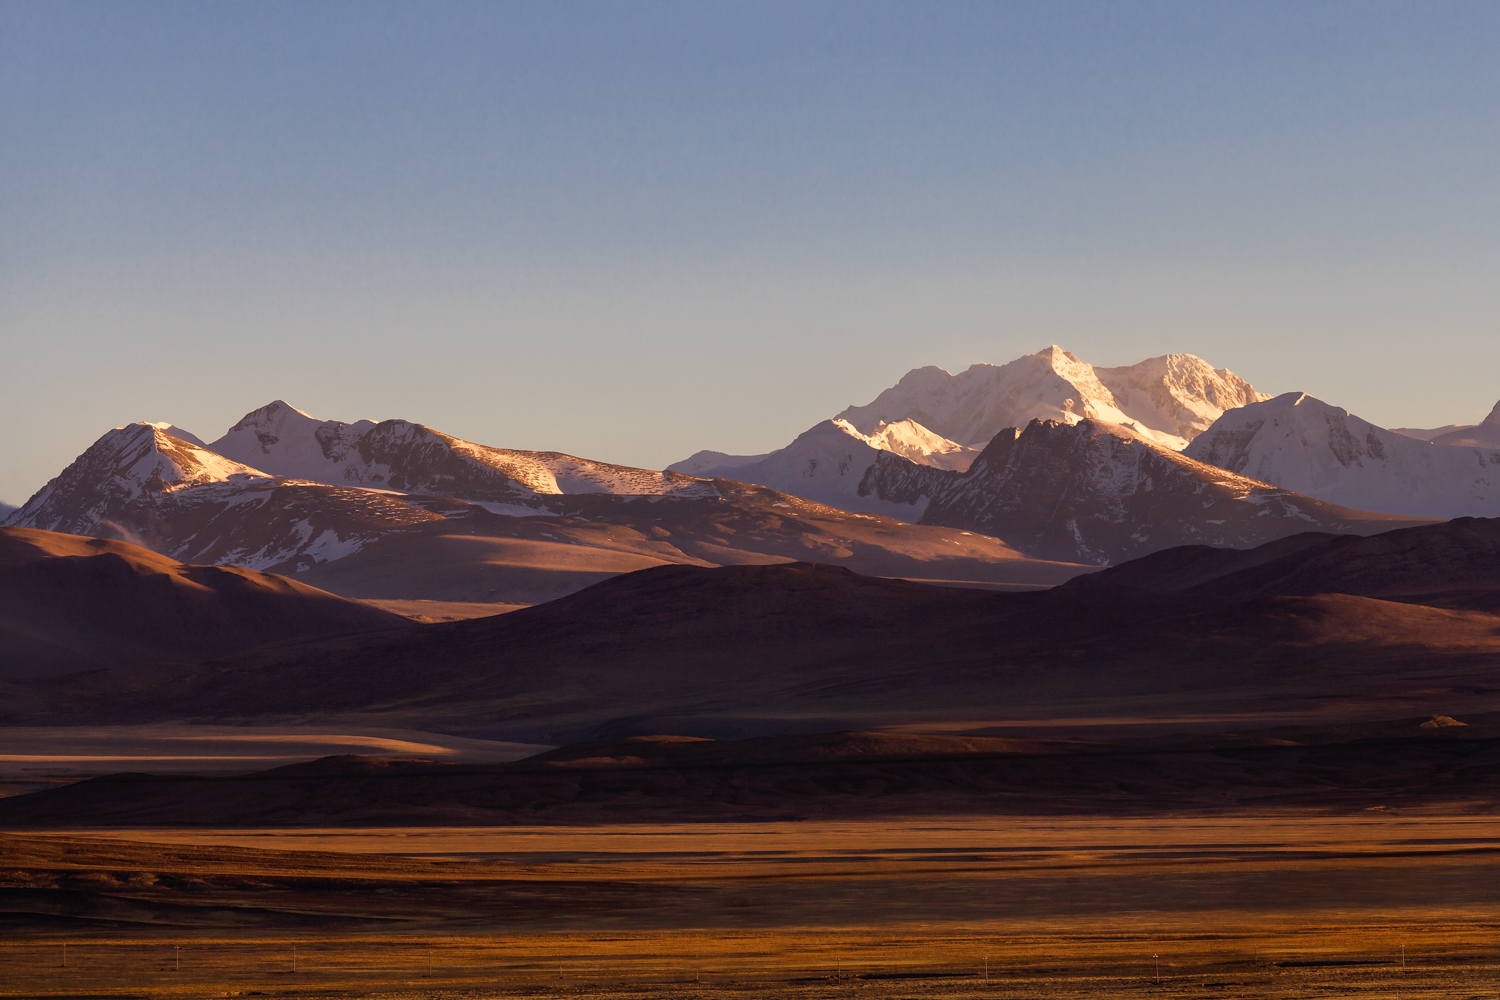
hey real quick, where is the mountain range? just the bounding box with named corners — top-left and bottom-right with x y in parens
top-left (670, 347), bottom-right (1266, 513)
top-left (3, 406), bottom-right (1084, 605)
top-left (4, 346), bottom-right (1497, 600)
top-left (1186, 393), bottom-right (1500, 518)
top-left (4, 345), bottom-right (1500, 835)
top-left (859, 417), bottom-right (1425, 564)
top-left (672, 346), bottom-right (1500, 530)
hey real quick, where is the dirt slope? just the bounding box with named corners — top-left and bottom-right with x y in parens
top-left (0, 527), bottom-right (406, 679)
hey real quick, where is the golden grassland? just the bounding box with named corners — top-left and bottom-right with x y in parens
top-left (3, 813), bottom-right (1499, 998)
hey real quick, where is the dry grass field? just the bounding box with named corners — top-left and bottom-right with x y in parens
top-left (3, 813), bottom-right (1498, 998)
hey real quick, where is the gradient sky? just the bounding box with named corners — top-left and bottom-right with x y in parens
top-left (3, 1), bottom-right (1499, 504)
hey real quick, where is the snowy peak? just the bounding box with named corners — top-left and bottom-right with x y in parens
top-left (669, 416), bottom-right (977, 519)
top-left (676, 418), bottom-right (932, 520)
top-left (214, 402), bottom-right (717, 500)
top-left (213, 401), bottom-right (378, 484)
top-left (668, 416), bottom-right (974, 483)
top-left (862, 419), bottom-right (978, 472)
top-left (73, 423), bottom-right (265, 494)
top-left (145, 422), bottom-right (208, 448)
top-left (1094, 353), bottom-right (1267, 447)
top-left (838, 346), bottom-right (1265, 452)
top-left (1185, 393), bottom-right (1500, 518)
top-left (7, 423), bottom-right (271, 536)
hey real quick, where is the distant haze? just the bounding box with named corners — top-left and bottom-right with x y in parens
top-left (3, 2), bottom-right (1499, 505)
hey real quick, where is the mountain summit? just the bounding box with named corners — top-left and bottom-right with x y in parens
top-left (837, 347), bottom-right (1267, 452)
top-left (1185, 393), bottom-right (1500, 518)
top-left (4, 423), bottom-right (271, 537)
top-left (670, 347), bottom-right (1269, 516)
top-left (214, 401), bottom-right (714, 499)
top-left (668, 418), bottom-right (975, 520)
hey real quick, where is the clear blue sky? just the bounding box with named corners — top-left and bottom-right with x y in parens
top-left (3, 1), bottom-right (1498, 503)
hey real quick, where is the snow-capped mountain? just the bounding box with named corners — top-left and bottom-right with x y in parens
top-left (4, 423), bottom-right (271, 537)
top-left (862, 419), bottom-right (978, 471)
top-left (857, 418), bottom-right (1426, 565)
top-left (1185, 393), bottom-right (1500, 519)
top-left (214, 400), bottom-right (716, 499)
top-left (673, 418), bottom-right (977, 482)
top-left (666, 418), bottom-right (976, 521)
top-left (3, 423), bottom-right (443, 569)
top-left (668, 346), bottom-right (1268, 511)
top-left (0, 503), bottom-right (16, 520)
top-left (7, 410), bottom-right (1088, 601)
top-left (838, 347), bottom-right (1267, 452)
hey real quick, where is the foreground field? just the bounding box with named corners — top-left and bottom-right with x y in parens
top-left (3, 814), bottom-right (1498, 998)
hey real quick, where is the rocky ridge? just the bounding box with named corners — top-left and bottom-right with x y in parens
top-left (857, 418), bottom-right (1428, 564)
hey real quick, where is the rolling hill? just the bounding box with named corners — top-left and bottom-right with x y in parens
top-left (11, 544), bottom-right (1500, 742)
top-left (0, 527), bottom-right (405, 679)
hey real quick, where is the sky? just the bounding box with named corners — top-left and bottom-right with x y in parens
top-left (3, 1), bottom-right (1499, 504)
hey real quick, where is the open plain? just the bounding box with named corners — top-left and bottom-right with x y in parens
top-left (3, 812), bottom-right (1499, 999)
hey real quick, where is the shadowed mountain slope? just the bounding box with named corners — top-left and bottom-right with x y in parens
top-left (0, 527), bottom-right (406, 679)
top-left (1072, 517), bottom-right (1500, 608)
top-left (12, 558), bottom-right (1500, 742)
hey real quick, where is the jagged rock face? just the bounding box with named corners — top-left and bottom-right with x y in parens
top-left (856, 450), bottom-right (955, 508)
top-left (837, 347), bottom-right (1267, 452)
top-left (861, 419), bottom-right (1427, 565)
top-left (1186, 393), bottom-right (1500, 518)
top-left (215, 401), bottom-right (716, 499)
